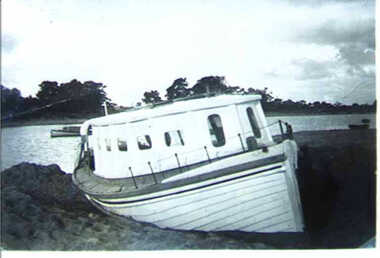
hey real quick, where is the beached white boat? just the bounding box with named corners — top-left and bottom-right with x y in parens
top-left (73, 94), bottom-right (304, 232)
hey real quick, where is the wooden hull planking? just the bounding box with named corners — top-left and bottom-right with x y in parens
top-left (83, 152), bottom-right (303, 232)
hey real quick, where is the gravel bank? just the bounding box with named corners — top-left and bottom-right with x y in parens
top-left (0, 129), bottom-right (376, 250)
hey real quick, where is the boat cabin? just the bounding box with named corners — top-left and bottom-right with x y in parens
top-left (80, 94), bottom-right (274, 179)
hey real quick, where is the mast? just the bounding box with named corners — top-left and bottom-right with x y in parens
top-left (102, 101), bottom-right (108, 116)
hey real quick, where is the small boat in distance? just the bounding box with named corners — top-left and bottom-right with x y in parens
top-left (50, 126), bottom-right (81, 137)
top-left (73, 94), bottom-right (304, 233)
top-left (348, 118), bottom-right (370, 130)
top-left (348, 124), bottom-right (370, 130)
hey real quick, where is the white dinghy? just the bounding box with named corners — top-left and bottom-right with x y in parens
top-left (73, 94), bottom-right (304, 232)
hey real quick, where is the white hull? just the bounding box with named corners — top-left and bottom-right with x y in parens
top-left (86, 156), bottom-right (303, 232)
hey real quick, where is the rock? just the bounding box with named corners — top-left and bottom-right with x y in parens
top-left (1, 162), bottom-right (92, 210)
top-left (1, 162), bottom-right (99, 250)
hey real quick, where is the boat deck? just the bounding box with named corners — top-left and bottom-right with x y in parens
top-left (73, 158), bottom-right (192, 195)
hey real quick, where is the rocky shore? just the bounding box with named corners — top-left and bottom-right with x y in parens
top-left (0, 129), bottom-right (376, 250)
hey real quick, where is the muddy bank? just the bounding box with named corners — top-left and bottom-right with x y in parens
top-left (0, 129), bottom-right (376, 250)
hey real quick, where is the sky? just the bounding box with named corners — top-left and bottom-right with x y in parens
top-left (1, 0), bottom-right (376, 106)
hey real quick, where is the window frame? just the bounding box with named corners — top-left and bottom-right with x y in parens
top-left (207, 114), bottom-right (226, 147)
top-left (137, 135), bottom-right (152, 150)
top-left (164, 130), bottom-right (185, 147)
top-left (117, 137), bottom-right (128, 152)
top-left (247, 107), bottom-right (261, 138)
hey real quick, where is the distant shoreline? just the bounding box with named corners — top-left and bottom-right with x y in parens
top-left (1, 111), bottom-right (376, 128)
top-left (265, 111), bottom-right (376, 117)
top-left (1, 118), bottom-right (88, 128)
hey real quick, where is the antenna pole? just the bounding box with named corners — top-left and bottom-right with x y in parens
top-left (103, 101), bottom-right (108, 116)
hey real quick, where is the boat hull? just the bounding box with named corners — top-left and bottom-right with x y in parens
top-left (50, 129), bottom-right (80, 137)
top-left (348, 124), bottom-right (369, 130)
top-left (83, 154), bottom-right (303, 232)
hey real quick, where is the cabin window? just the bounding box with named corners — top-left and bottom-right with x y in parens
top-left (137, 135), bottom-right (152, 150)
top-left (207, 114), bottom-right (225, 147)
top-left (117, 138), bottom-right (128, 151)
top-left (247, 107), bottom-right (261, 138)
top-left (164, 130), bottom-right (185, 146)
top-left (105, 138), bottom-right (112, 151)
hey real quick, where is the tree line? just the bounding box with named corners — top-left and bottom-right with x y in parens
top-left (141, 76), bottom-right (376, 114)
top-left (1, 79), bottom-right (110, 120)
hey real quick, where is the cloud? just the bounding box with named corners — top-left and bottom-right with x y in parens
top-left (287, 0), bottom-right (375, 7)
top-left (2, 34), bottom-right (18, 53)
top-left (291, 59), bottom-right (335, 80)
top-left (2, 0), bottom-right (376, 105)
top-left (291, 11), bottom-right (375, 83)
top-left (296, 18), bottom-right (375, 49)
top-left (337, 44), bottom-right (375, 75)
top-left (289, 44), bottom-right (375, 81)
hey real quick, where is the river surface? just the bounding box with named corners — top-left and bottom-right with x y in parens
top-left (1, 114), bottom-right (375, 172)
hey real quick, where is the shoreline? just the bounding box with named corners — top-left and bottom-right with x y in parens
top-left (266, 111), bottom-right (376, 117)
top-left (1, 111), bottom-right (376, 128)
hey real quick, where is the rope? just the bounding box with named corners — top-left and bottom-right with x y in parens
top-left (258, 120), bottom-right (282, 130)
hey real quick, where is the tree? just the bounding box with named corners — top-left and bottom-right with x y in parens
top-left (191, 76), bottom-right (227, 95)
top-left (36, 81), bottom-right (60, 105)
top-left (245, 87), bottom-right (273, 103)
top-left (35, 79), bottom-right (110, 115)
top-left (224, 86), bottom-right (245, 94)
top-left (22, 95), bottom-right (40, 111)
top-left (1, 85), bottom-right (24, 117)
top-left (142, 90), bottom-right (162, 104)
top-left (78, 80), bottom-right (109, 114)
top-left (166, 77), bottom-right (190, 100)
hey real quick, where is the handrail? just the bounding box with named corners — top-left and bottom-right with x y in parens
top-left (278, 120), bottom-right (294, 140)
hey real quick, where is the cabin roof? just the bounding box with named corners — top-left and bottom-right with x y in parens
top-left (82, 94), bottom-right (261, 129)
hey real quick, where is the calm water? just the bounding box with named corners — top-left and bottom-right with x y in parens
top-left (266, 113), bottom-right (376, 135)
top-left (1, 114), bottom-right (376, 172)
top-left (1, 124), bottom-right (81, 172)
